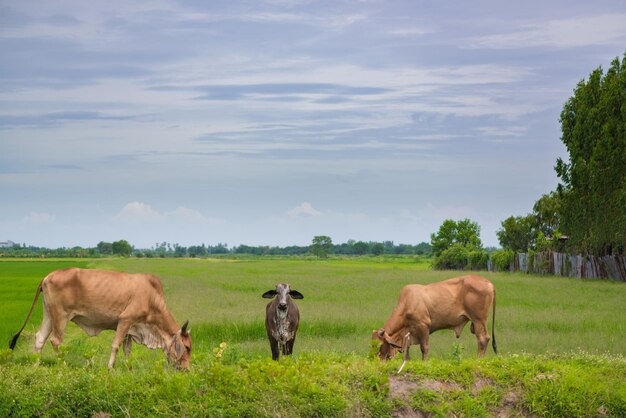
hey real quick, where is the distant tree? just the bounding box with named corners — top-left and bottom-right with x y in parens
top-left (430, 219), bottom-right (482, 257)
top-left (497, 215), bottom-right (536, 252)
top-left (371, 242), bottom-right (385, 256)
top-left (111, 240), bottom-right (133, 257)
top-left (188, 244), bottom-right (208, 258)
top-left (208, 243), bottom-right (229, 254)
top-left (353, 241), bottom-right (369, 255)
top-left (310, 235), bottom-right (333, 258)
top-left (173, 244), bottom-right (187, 258)
top-left (96, 241), bottom-right (113, 255)
top-left (415, 242), bottom-right (432, 256)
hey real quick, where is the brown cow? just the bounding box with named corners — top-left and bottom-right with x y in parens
top-left (373, 275), bottom-right (496, 372)
top-left (9, 268), bottom-right (192, 370)
top-left (262, 283), bottom-right (303, 360)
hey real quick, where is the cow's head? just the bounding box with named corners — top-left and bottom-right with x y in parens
top-left (371, 328), bottom-right (402, 360)
top-left (262, 283), bottom-right (303, 311)
top-left (167, 320), bottom-right (192, 370)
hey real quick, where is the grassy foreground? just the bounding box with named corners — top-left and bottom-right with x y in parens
top-left (1, 257), bottom-right (625, 416)
top-left (1, 350), bottom-right (624, 417)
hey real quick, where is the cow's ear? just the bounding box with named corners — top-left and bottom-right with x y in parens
top-left (289, 290), bottom-right (304, 299)
top-left (180, 319), bottom-right (189, 336)
top-left (371, 329), bottom-right (385, 343)
top-left (174, 338), bottom-right (183, 357)
top-left (262, 290), bottom-right (278, 298)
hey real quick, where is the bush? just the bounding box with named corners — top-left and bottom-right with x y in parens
top-left (468, 250), bottom-right (489, 270)
top-left (433, 244), bottom-right (470, 270)
top-left (490, 249), bottom-right (515, 271)
top-left (432, 245), bottom-right (489, 270)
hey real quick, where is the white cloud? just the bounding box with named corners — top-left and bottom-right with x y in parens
top-left (169, 206), bottom-right (206, 223)
top-left (287, 202), bottom-right (322, 218)
top-left (168, 206), bottom-right (224, 225)
top-left (23, 211), bottom-right (55, 224)
top-left (115, 202), bottom-right (224, 225)
top-left (469, 14), bottom-right (626, 49)
top-left (116, 202), bottom-right (163, 223)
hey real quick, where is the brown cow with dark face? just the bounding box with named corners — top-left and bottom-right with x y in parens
top-left (373, 275), bottom-right (496, 372)
top-left (262, 283), bottom-right (303, 360)
top-left (9, 268), bottom-right (192, 370)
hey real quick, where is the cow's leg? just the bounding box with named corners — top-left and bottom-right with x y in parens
top-left (269, 337), bottom-right (280, 361)
top-left (285, 337), bottom-right (296, 356)
top-left (471, 321), bottom-right (490, 357)
top-left (48, 306), bottom-right (69, 354)
top-left (34, 308), bottom-right (53, 353)
top-left (416, 325), bottom-right (430, 361)
top-left (109, 320), bottom-right (132, 369)
top-left (122, 335), bottom-right (132, 357)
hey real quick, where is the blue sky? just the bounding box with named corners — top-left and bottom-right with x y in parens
top-left (1, 0), bottom-right (625, 249)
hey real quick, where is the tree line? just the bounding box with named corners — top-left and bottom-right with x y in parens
top-left (0, 239), bottom-right (432, 258)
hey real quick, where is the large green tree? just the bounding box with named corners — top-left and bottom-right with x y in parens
top-left (497, 191), bottom-right (562, 252)
top-left (556, 53), bottom-right (626, 255)
top-left (496, 215), bottom-right (536, 252)
top-left (430, 218), bottom-right (482, 257)
top-left (310, 235), bottom-right (333, 258)
top-left (111, 240), bottom-right (133, 257)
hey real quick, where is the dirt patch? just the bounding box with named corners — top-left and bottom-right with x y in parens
top-left (389, 375), bottom-right (460, 400)
top-left (388, 375), bottom-right (533, 418)
top-left (388, 375), bottom-right (461, 418)
top-left (391, 406), bottom-right (427, 418)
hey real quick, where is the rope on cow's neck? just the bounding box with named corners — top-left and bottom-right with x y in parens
top-left (396, 332), bottom-right (411, 374)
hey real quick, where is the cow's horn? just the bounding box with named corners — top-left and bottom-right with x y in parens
top-left (181, 320), bottom-right (189, 334)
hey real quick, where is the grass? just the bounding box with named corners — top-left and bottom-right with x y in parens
top-left (1, 257), bottom-right (625, 416)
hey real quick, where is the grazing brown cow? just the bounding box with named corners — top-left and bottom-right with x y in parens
top-left (9, 268), bottom-right (192, 370)
top-left (262, 283), bottom-right (303, 360)
top-left (373, 275), bottom-right (496, 372)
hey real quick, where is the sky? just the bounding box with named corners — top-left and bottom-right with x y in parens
top-left (1, 0), bottom-right (626, 249)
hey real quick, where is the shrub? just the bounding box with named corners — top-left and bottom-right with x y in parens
top-left (490, 249), bottom-right (514, 271)
top-left (433, 244), bottom-right (470, 270)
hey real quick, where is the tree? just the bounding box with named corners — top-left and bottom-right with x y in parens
top-left (310, 235), bottom-right (333, 258)
top-left (430, 218), bottom-right (482, 257)
top-left (96, 241), bottom-right (112, 255)
top-left (496, 215), bottom-right (536, 252)
top-left (371, 242), bottom-right (385, 256)
top-left (532, 191), bottom-right (561, 238)
top-left (111, 240), bottom-right (133, 257)
top-left (556, 53), bottom-right (626, 255)
top-left (353, 241), bottom-right (369, 255)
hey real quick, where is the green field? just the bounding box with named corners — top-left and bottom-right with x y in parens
top-left (1, 257), bottom-right (625, 417)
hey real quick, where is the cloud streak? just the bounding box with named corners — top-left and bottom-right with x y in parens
top-left (1, 1), bottom-right (625, 248)
top-left (468, 14), bottom-right (626, 49)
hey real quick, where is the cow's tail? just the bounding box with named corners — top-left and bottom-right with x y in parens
top-left (9, 280), bottom-right (44, 350)
top-left (491, 287), bottom-right (497, 355)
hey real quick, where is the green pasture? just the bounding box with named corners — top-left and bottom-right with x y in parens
top-left (1, 257), bottom-right (625, 363)
top-left (1, 257), bottom-right (625, 417)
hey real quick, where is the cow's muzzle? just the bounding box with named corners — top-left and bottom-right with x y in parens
top-left (278, 303), bottom-right (288, 311)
